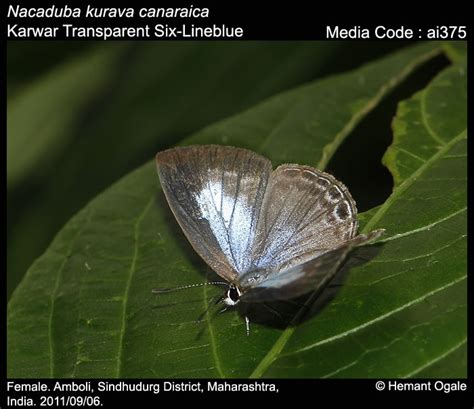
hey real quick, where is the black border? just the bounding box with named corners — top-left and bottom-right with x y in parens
top-left (4, 1), bottom-right (472, 406)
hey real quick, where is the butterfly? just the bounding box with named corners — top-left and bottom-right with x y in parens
top-left (154, 145), bottom-right (384, 333)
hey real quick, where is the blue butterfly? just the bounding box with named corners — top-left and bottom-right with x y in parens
top-left (154, 145), bottom-right (383, 333)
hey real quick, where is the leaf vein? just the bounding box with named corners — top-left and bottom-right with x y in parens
top-left (404, 338), bottom-right (467, 378)
top-left (287, 275), bottom-right (466, 356)
top-left (48, 209), bottom-right (94, 378)
top-left (363, 130), bottom-right (466, 233)
top-left (420, 84), bottom-right (447, 147)
top-left (116, 196), bottom-right (154, 377)
top-left (321, 304), bottom-right (465, 378)
top-left (204, 279), bottom-right (225, 378)
top-left (377, 206), bottom-right (466, 243)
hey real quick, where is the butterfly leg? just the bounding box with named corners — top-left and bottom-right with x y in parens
top-left (245, 315), bottom-right (250, 336)
top-left (214, 294), bottom-right (225, 305)
top-left (195, 309), bottom-right (208, 324)
top-left (195, 294), bottom-right (221, 323)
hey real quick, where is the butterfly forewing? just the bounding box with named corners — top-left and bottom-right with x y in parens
top-left (156, 145), bottom-right (272, 283)
top-left (250, 165), bottom-right (358, 273)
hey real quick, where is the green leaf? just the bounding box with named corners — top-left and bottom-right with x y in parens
top-left (9, 41), bottom-right (387, 298)
top-left (9, 42), bottom-right (466, 379)
top-left (442, 41), bottom-right (467, 64)
top-left (256, 63), bottom-right (466, 378)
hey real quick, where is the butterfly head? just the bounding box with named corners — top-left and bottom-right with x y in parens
top-left (220, 284), bottom-right (251, 335)
top-left (222, 285), bottom-right (242, 307)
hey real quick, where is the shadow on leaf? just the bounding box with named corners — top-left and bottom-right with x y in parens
top-left (237, 243), bottom-right (384, 331)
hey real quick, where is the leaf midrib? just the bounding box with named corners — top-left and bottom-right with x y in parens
top-left (256, 46), bottom-right (442, 168)
top-left (201, 48), bottom-right (443, 377)
top-left (249, 68), bottom-right (466, 380)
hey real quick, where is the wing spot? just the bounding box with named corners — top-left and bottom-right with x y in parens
top-left (325, 185), bottom-right (343, 203)
top-left (336, 202), bottom-right (351, 221)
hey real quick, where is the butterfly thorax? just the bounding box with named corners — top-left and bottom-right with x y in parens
top-left (238, 269), bottom-right (269, 289)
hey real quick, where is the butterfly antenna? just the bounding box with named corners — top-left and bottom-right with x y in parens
top-left (152, 281), bottom-right (229, 294)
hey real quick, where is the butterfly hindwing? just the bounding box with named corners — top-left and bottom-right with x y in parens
top-left (250, 165), bottom-right (358, 273)
top-left (240, 229), bottom-right (384, 302)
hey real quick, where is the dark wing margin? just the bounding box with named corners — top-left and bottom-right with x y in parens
top-left (156, 145), bottom-right (273, 283)
top-left (240, 229), bottom-right (384, 302)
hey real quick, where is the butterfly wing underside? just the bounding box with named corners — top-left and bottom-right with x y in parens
top-left (241, 230), bottom-right (384, 302)
top-left (238, 163), bottom-right (384, 301)
top-left (156, 145), bottom-right (273, 283)
top-left (249, 164), bottom-right (359, 273)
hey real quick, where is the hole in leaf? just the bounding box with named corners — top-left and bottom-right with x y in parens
top-left (326, 53), bottom-right (450, 213)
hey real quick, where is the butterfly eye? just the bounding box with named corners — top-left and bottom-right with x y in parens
top-left (228, 287), bottom-right (240, 302)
